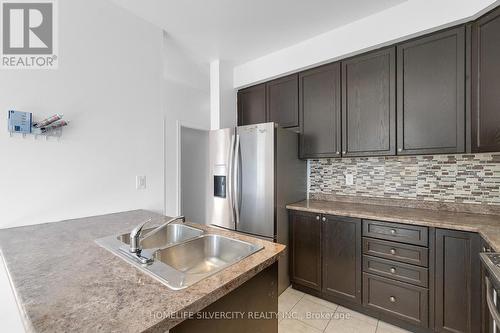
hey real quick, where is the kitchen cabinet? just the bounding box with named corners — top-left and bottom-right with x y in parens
top-left (267, 74), bottom-right (299, 128)
top-left (289, 210), bottom-right (489, 333)
top-left (396, 27), bottom-right (465, 155)
top-left (363, 273), bottom-right (429, 327)
top-left (299, 63), bottom-right (342, 158)
top-left (341, 47), bottom-right (396, 157)
top-left (435, 228), bottom-right (481, 333)
top-left (322, 215), bottom-right (361, 304)
top-left (471, 6), bottom-right (500, 152)
top-left (289, 211), bottom-right (321, 290)
top-left (237, 84), bottom-right (266, 126)
top-left (362, 220), bottom-right (431, 329)
top-left (237, 12), bottom-right (500, 158)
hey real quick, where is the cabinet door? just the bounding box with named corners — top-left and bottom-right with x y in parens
top-left (342, 47), bottom-right (396, 157)
top-left (322, 215), bottom-right (362, 303)
top-left (435, 229), bottom-right (481, 333)
top-left (299, 63), bottom-right (342, 158)
top-left (237, 84), bottom-right (266, 126)
top-left (267, 74), bottom-right (299, 128)
top-left (471, 7), bottom-right (500, 152)
top-left (290, 211), bottom-right (321, 290)
top-left (397, 27), bottom-right (465, 155)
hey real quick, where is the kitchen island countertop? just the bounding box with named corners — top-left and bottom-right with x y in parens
top-left (0, 210), bottom-right (284, 333)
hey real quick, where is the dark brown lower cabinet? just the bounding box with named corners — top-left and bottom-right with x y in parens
top-left (435, 229), bottom-right (481, 333)
top-left (322, 215), bottom-right (361, 304)
top-left (289, 211), bottom-right (321, 290)
top-left (289, 210), bottom-right (485, 333)
top-left (363, 273), bottom-right (429, 327)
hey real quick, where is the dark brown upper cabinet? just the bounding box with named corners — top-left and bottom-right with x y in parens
top-left (299, 63), bottom-right (342, 159)
top-left (342, 47), bottom-right (396, 157)
top-left (322, 215), bottom-right (362, 304)
top-left (397, 27), bottom-right (465, 155)
top-left (471, 7), bottom-right (500, 152)
top-left (237, 83), bottom-right (266, 126)
top-left (289, 211), bottom-right (321, 291)
top-left (435, 229), bottom-right (481, 333)
top-left (267, 74), bottom-right (299, 128)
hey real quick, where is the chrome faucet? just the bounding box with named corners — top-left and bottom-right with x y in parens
top-left (129, 216), bottom-right (185, 262)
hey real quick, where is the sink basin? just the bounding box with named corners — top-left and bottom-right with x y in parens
top-left (116, 223), bottom-right (203, 250)
top-left (154, 234), bottom-right (262, 275)
top-left (96, 225), bottom-right (263, 290)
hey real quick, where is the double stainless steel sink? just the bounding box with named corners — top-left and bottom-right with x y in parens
top-left (96, 223), bottom-right (263, 290)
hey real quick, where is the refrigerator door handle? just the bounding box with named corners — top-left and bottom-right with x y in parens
top-left (228, 134), bottom-right (236, 224)
top-left (233, 134), bottom-right (241, 226)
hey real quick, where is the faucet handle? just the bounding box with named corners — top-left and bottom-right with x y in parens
top-left (132, 218), bottom-right (152, 236)
top-left (129, 218), bottom-right (152, 253)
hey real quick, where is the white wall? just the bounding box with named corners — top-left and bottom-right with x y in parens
top-left (210, 60), bottom-right (237, 130)
top-left (234, 0), bottom-right (500, 87)
top-left (0, 0), bottom-right (164, 228)
top-left (219, 61), bottom-right (237, 129)
top-left (162, 33), bottom-right (210, 216)
top-left (0, 1), bottom-right (166, 331)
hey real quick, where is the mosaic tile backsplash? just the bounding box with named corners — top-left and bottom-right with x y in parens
top-left (308, 153), bottom-right (500, 205)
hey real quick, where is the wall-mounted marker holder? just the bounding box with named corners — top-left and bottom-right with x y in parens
top-left (8, 110), bottom-right (69, 141)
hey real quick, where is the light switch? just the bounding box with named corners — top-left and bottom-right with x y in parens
top-left (345, 174), bottom-right (354, 186)
top-left (136, 175), bottom-right (146, 190)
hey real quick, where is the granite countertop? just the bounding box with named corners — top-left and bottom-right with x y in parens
top-left (0, 210), bottom-right (285, 333)
top-left (287, 199), bottom-right (500, 251)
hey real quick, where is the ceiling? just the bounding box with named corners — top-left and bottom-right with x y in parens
top-left (112, 0), bottom-right (408, 65)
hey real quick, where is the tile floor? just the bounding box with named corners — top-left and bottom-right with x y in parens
top-left (278, 286), bottom-right (413, 333)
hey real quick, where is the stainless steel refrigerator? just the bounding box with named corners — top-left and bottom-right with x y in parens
top-left (181, 122), bottom-right (306, 294)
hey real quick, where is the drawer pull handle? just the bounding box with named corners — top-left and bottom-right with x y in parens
top-left (322, 217), bottom-right (326, 222)
top-left (390, 267), bottom-right (396, 274)
top-left (316, 216), bottom-right (320, 221)
top-left (389, 296), bottom-right (397, 303)
top-left (390, 248), bottom-right (396, 255)
top-left (390, 229), bottom-right (396, 235)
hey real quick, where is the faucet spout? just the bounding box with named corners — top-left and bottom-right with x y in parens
top-left (129, 216), bottom-right (185, 255)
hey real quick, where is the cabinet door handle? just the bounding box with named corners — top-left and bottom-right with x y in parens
top-left (390, 229), bottom-right (396, 235)
top-left (389, 296), bottom-right (397, 303)
top-left (390, 248), bottom-right (396, 255)
top-left (316, 215), bottom-right (320, 221)
top-left (398, 148), bottom-right (403, 152)
top-left (322, 217), bottom-right (326, 222)
top-left (390, 267), bottom-right (396, 274)
top-left (336, 151), bottom-right (340, 155)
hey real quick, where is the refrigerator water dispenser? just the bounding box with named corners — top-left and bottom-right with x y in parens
top-left (214, 175), bottom-right (226, 198)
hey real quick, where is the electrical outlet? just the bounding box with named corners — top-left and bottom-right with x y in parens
top-left (136, 175), bottom-right (146, 190)
top-left (345, 174), bottom-right (354, 186)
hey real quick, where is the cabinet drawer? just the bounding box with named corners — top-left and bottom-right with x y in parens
top-left (363, 237), bottom-right (428, 267)
top-left (363, 255), bottom-right (428, 287)
top-left (363, 220), bottom-right (428, 246)
top-left (363, 273), bottom-right (428, 327)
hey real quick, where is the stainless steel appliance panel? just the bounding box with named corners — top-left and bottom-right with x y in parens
top-left (275, 126), bottom-right (307, 294)
top-left (207, 127), bottom-right (235, 230)
top-left (235, 123), bottom-right (275, 238)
